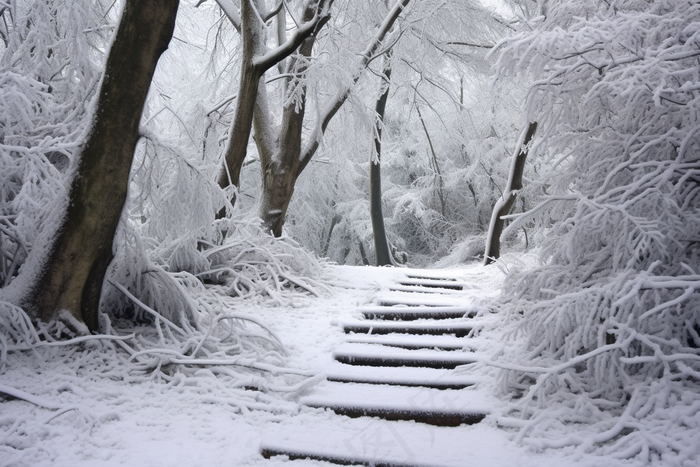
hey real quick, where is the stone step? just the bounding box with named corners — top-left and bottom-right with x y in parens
top-left (388, 285), bottom-right (464, 295)
top-left (343, 320), bottom-right (475, 338)
top-left (360, 305), bottom-right (476, 321)
top-left (344, 334), bottom-right (474, 351)
top-left (398, 278), bottom-right (465, 290)
top-left (333, 343), bottom-right (478, 369)
top-left (261, 446), bottom-right (433, 467)
top-left (324, 361), bottom-right (480, 389)
top-left (300, 381), bottom-right (490, 427)
top-left (404, 274), bottom-right (458, 282)
top-left (259, 413), bottom-right (516, 467)
top-left (311, 405), bottom-right (486, 427)
top-left (374, 294), bottom-right (469, 308)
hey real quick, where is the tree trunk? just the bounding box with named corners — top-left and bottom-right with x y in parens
top-left (216, 0), bottom-right (266, 218)
top-left (257, 2), bottom-right (325, 236)
top-left (216, 0), bottom-right (330, 219)
top-left (25, 0), bottom-right (179, 331)
top-left (370, 53), bottom-right (393, 266)
top-left (416, 105), bottom-right (446, 219)
top-left (484, 121), bottom-right (537, 265)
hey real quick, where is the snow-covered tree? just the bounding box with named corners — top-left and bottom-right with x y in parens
top-left (492, 0), bottom-right (700, 462)
top-left (210, 0), bottom-right (413, 237)
top-left (0, 0), bottom-right (329, 390)
top-left (285, 0), bottom-right (524, 265)
top-left (213, 0), bottom-right (331, 220)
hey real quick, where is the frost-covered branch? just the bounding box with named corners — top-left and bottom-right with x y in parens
top-left (490, 0), bottom-right (700, 462)
top-left (299, 0), bottom-right (412, 167)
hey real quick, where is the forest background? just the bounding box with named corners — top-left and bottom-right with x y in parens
top-left (1, 0), bottom-right (699, 465)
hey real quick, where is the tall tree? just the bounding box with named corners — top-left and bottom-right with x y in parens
top-left (370, 52), bottom-right (394, 266)
top-left (215, 0), bottom-right (331, 218)
top-left (257, 0), bottom-right (411, 236)
top-left (215, 0), bottom-right (412, 236)
top-left (24, 0), bottom-right (180, 331)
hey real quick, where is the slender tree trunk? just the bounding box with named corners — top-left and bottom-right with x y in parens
top-left (216, 0), bottom-right (265, 219)
top-left (370, 53), bottom-right (393, 266)
top-left (257, 2), bottom-right (326, 236)
top-left (358, 240), bottom-right (370, 266)
top-left (322, 214), bottom-right (341, 256)
top-left (416, 105), bottom-right (446, 218)
top-left (25, 0), bottom-right (179, 331)
top-left (484, 121), bottom-right (537, 265)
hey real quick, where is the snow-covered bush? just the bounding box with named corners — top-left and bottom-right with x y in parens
top-left (0, 0), bottom-right (109, 286)
top-left (492, 0), bottom-right (700, 463)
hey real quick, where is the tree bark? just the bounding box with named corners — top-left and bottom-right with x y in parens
top-left (484, 121), bottom-right (537, 265)
top-left (216, 0), bottom-right (266, 218)
top-left (370, 53), bottom-right (393, 266)
top-left (257, 0), bottom-right (330, 236)
top-left (26, 0), bottom-right (179, 331)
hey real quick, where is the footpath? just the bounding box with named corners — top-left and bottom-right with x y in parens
top-left (259, 267), bottom-right (504, 467)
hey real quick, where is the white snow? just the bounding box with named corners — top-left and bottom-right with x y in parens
top-left (299, 380), bottom-right (494, 414)
top-left (322, 360), bottom-right (484, 387)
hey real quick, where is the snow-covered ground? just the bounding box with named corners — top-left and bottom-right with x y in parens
top-left (0, 263), bottom-right (642, 466)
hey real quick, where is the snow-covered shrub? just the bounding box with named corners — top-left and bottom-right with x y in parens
top-left (492, 0), bottom-right (700, 462)
top-left (0, 0), bottom-right (108, 286)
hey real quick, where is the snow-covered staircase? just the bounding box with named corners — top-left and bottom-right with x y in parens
top-left (260, 271), bottom-right (494, 466)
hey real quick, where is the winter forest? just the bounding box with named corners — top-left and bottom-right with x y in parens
top-left (1, 0), bottom-right (699, 466)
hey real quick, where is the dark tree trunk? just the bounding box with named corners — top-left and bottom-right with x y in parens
top-left (484, 122), bottom-right (537, 265)
top-left (26, 0), bottom-right (179, 331)
top-left (370, 54), bottom-right (393, 266)
top-left (257, 2), bottom-right (329, 236)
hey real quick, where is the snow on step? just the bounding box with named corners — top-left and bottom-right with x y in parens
top-left (343, 319), bottom-right (475, 337)
top-left (398, 278), bottom-right (466, 290)
top-left (333, 342), bottom-right (478, 369)
top-left (344, 333), bottom-right (475, 351)
top-left (261, 445), bottom-right (435, 467)
top-left (300, 381), bottom-right (491, 427)
top-left (404, 273), bottom-right (461, 282)
top-left (388, 284), bottom-right (465, 295)
top-left (360, 304), bottom-right (476, 321)
top-left (324, 361), bottom-right (481, 389)
top-left (374, 293), bottom-right (471, 308)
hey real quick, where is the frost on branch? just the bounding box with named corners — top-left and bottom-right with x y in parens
top-left (0, 0), bottom-right (108, 287)
top-left (491, 0), bottom-right (700, 463)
